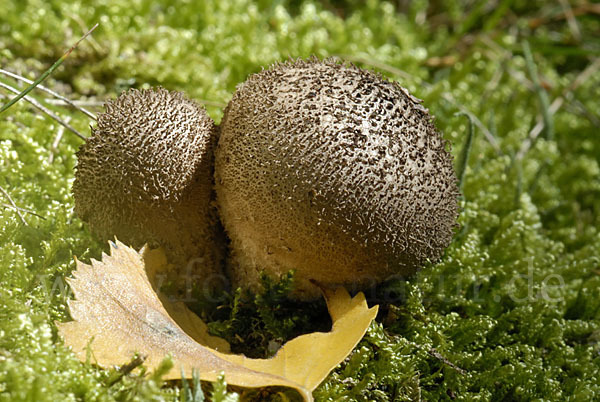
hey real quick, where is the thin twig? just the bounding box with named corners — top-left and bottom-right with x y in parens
top-left (46, 95), bottom-right (225, 109)
top-left (0, 23), bottom-right (99, 114)
top-left (105, 354), bottom-right (147, 386)
top-left (49, 117), bottom-right (68, 163)
top-left (558, 0), bottom-right (582, 41)
top-left (427, 347), bottom-right (467, 375)
top-left (0, 185), bottom-right (27, 225)
top-left (529, 3), bottom-right (600, 29)
top-left (568, 57), bottom-right (600, 91)
top-left (1, 203), bottom-right (46, 220)
top-left (70, 15), bottom-right (103, 53)
top-left (405, 338), bottom-right (467, 375)
top-left (0, 81), bottom-right (86, 140)
top-left (0, 69), bottom-right (97, 120)
top-left (44, 99), bottom-right (105, 107)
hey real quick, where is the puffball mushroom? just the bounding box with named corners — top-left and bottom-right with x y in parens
top-left (215, 58), bottom-right (460, 299)
top-left (73, 88), bottom-right (224, 284)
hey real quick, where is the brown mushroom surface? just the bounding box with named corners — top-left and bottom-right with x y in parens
top-left (215, 58), bottom-right (460, 299)
top-left (73, 88), bottom-right (224, 287)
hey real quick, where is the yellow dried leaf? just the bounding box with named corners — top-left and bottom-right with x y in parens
top-left (58, 240), bottom-right (378, 401)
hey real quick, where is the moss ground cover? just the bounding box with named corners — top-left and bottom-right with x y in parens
top-left (1, 0), bottom-right (599, 400)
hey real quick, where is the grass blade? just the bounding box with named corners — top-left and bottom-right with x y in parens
top-left (0, 23), bottom-right (98, 115)
top-left (0, 68), bottom-right (97, 120)
top-left (0, 185), bottom-right (28, 225)
top-left (455, 112), bottom-right (476, 191)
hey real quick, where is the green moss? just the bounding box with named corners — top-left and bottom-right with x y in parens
top-left (201, 273), bottom-right (330, 359)
top-left (1, 0), bottom-right (599, 400)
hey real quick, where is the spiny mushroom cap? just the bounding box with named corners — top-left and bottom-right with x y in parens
top-left (215, 58), bottom-right (459, 299)
top-left (74, 88), bottom-right (224, 281)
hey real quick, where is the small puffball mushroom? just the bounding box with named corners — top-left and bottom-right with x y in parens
top-left (215, 58), bottom-right (460, 299)
top-left (73, 88), bottom-right (224, 284)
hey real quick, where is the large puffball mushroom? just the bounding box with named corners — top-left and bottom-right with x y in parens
top-left (73, 88), bottom-right (224, 286)
top-left (215, 58), bottom-right (460, 299)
